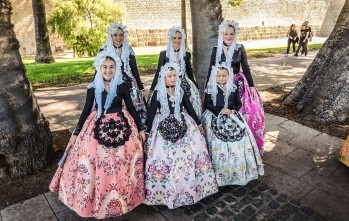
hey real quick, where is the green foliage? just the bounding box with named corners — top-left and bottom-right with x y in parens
top-left (48, 0), bottom-right (124, 57)
top-left (228, 0), bottom-right (244, 7)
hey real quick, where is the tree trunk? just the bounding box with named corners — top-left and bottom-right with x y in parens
top-left (318, 0), bottom-right (346, 37)
top-left (283, 0), bottom-right (349, 124)
top-left (189, 0), bottom-right (223, 91)
top-left (181, 0), bottom-right (188, 49)
top-left (0, 0), bottom-right (53, 179)
top-left (32, 0), bottom-right (54, 63)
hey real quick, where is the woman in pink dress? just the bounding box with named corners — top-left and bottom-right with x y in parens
top-left (205, 20), bottom-right (265, 155)
top-left (50, 50), bottom-right (146, 219)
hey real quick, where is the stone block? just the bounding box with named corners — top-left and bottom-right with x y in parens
top-left (263, 136), bottom-right (298, 157)
top-left (44, 192), bottom-right (68, 214)
top-left (110, 204), bottom-right (166, 221)
top-left (265, 124), bottom-right (300, 142)
top-left (55, 209), bottom-right (110, 220)
top-left (158, 207), bottom-right (191, 221)
top-left (289, 134), bottom-right (336, 154)
top-left (268, 155), bottom-right (313, 178)
top-left (300, 188), bottom-right (348, 221)
top-left (313, 133), bottom-right (344, 148)
top-left (259, 164), bottom-right (314, 198)
top-left (0, 195), bottom-right (57, 221)
top-left (287, 148), bottom-right (341, 175)
top-left (279, 121), bottom-right (321, 138)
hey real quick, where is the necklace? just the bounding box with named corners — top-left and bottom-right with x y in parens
top-left (114, 44), bottom-right (122, 49)
top-left (223, 42), bottom-right (231, 51)
top-left (218, 83), bottom-right (226, 95)
top-left (166, 86), bottom-right (176, 108)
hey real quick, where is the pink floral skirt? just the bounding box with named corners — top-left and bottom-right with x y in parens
top-left (49, 110), bottom-right (145, 219)
top-left (234, 72), bottom-right (265, 155)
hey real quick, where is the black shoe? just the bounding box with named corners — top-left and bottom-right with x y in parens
top-left (294, 53), bottom-right (298, 56)
top-left (285, 52), bottom-right (289, 54)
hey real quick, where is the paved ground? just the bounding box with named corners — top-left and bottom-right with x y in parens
top-left (1, 37), bottom-right (349, 221)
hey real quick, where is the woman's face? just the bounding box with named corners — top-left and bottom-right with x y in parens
top-left (291, 25), bottom-right (296, 30)
top-left (165, 70), bottom-right (177, 86)
top-left (101, 58), bottom-right (116, 82)
top-left (112, 28), bottom-right (124, 47)
top-left (216, 69), bottom-right (229, 85)
top-left (223, 26), bottom-right (235, 46)
top-left (172, 32), bottom-right (182, 50)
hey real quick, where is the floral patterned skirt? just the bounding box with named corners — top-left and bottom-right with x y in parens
top-left (49, 110), bottom-right (145, 219)
top-left (202, 110), bottom-right (264, 186)
top-left (144, 113), bottom-right (218, 209)
top-left (234, 72), bottom-right (265, 155)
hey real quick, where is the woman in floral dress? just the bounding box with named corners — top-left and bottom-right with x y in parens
top-left (99, 22), bottom-right (147, 128)
top-left (202, 64), bottom-right (264, 186)
top-left (150, 27), bottom-right (202, 117)
top-left (144, 62), bottom-right (217, 209)
top-left (205, 20), bottom-right (265, 155)
top-left (50, 50), bottom-right (146, 219)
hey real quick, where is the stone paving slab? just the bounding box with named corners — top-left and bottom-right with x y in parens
top-left (286, 148), bottom-right (341, 176)
top-left (55, 209), bottom-right (111, 221)
top-left (279, 120), bottom-right (322, 138)
top-left (264, 113), bottom-right (288, 125)
top-left (259, 164), bottom-right (314, 199)
top-left (289, 134), bottom-right (338, 154)
top-left (111, 204), bottom-right (167, 221)
top-left (0, 195), bottom-right (57, 221)
top-left (268, 155), bottom-right (313, 179)
top-left (314, 133), bottom-right (345, 148)
top-left (264, 123), bottom-right (300, 142)
top-left (44, 192), bottom-right (68, 214)
top-left (301, 187), bottom-right (349, 221)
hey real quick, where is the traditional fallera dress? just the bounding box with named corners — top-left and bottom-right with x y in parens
top-left (50, 52), bottom-right (145, 219)
top-left (150, 27), bottom-right (202, 117)
top-left (202, 66), bottom-right (264, 186)
top-left (206, 21), bottom-right (265, 155)
top-left (99, 22), bottom-right (147, 127)
top-left (144, 63), bottom-right (218, 209)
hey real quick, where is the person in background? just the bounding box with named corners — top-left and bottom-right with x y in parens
top-left (285, 24), bottom-right (298, 54)
top-left (294, 23), bottom-right (310, 57)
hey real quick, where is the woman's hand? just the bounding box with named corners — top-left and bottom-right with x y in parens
top-left (139, 131), bottom-right (147, 143)
top-left (250, 87), bottom-right (257, 99)
top-left (221, 108), bottom-right (232, 115)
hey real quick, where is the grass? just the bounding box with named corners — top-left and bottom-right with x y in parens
top-left (246, 43), bottom-right (324, 59)
top-left (24, 55), bottom-right (158, 88)
top-left (24, 43), bottom-right (323, 88)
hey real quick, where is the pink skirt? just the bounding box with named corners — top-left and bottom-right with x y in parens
top-left (49, 110), bottom-right (145, 219)
top-left (234, 72), bottom-right (265, 155)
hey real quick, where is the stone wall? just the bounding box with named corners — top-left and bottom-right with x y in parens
top-left (10, 0), bottom-right (342, 55)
